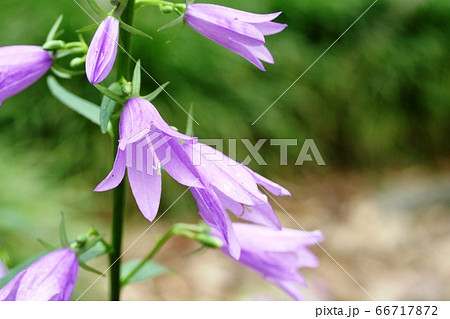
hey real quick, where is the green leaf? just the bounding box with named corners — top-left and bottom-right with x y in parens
top-left (185, 103), bottom-right (194, 136)
top-left (0, 252), bottom-right (47, 289)
top-left (120, 260), bottom-right (169, 286)
top-left (142, 82), bottom-right (170, 102)
top-left (47, 76), bottom-right (102, 126)
top-left (100, 82), bottom-right (122, 133)
top-left (132, 60), bottom-right (141, 97)
top-left (120, 20), bottom-right (153, 40)
top-left (94, 84), bottom-right (125, 104)
top-left (51, 67), bottom-right (72, 79)
top-left (158, 15), bottom-right (184, 32)
top-left (46, 15), bottom-right (64, 42)
top-left (86, 0), bottom-right (107, 18)
top-left (59, 212), bottom-right (70, 247)
top-left (79, 242), bottom-right (109, 263)
top-left (76, 24), bottom-right (98, 33)
top-left (79, 260), bottom-right (104, 276)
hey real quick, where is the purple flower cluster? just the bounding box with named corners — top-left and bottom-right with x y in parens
top-left (95, 97), bottom-right (323, 299)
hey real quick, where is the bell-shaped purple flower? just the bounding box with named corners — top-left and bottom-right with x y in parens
top-left (0, 45), bottom-right (52, 105)
top-left (86, 16), bottom-right (119, 84)
top-left (184, 3), bottom-right (287, 71)
top-left (184, 142), bottom-right (290, 258)
top-left (0, 248), bottom-right (78, 301)
top-left (95, 97), bottom-right (201, 221)
top-left (212, 223), bottom-right (323, 301)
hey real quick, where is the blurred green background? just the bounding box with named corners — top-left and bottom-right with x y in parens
top-left (0, 0), bottom-right (449, 300)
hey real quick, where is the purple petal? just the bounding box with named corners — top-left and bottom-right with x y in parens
top-left (216, 190), bottom-right (281, 230)
top-left (247, 44), bottom-right (274, 64)
top-left (119, 98), bottom-right (194, 150)
top-left (234, 223), bottom-right (323, 252)
top-left (127, 163), bottom-right (162, 222)
top-left (156, 139), bottom-right (203, 188)
top-left (0, 260), bottom-right (7, 279)
top-left (244, 167), bottom-right (291, 196)
top-left (86, 16), bottom-right (119, 84)
top-left (186, 143), bottom-right (267, 205)
top-left (253, 21), bottom-right (288, 36)
top-left (268, 279), bottom-right (304, 301)
top-left (0, 46), bottom-right (52, 105)
top-left (192, 188), bottom-right (241, 259)
top-left (94, 148), bottom-right (126, 192)
top-left (0, 248), bottom-right (78, 301)
top-left (185, 17), bottom-right (266, 70)
top-left (185, 9), bottom-right (265, 46)
top-left (187, 4), bottom-right (282, 23)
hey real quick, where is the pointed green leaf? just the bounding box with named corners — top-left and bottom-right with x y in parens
top-left (79, 242), bottom-right (109, 263)
top-left (132, 60), bottom-right (141, 97)
top-left (79, 260), bottom-right (104, 276)
top-left (76, 24), bottom-right (98, 33)
top-left (100, 82), bottom-right (121, 133)
top-left (86, 0), bottom-right (107, 17)
top-left (46, 15), bottom-right (64, 42)
top-left (59, 212), bottom-right (70, 247)
top-left (185, 103), bottom-right (194, 136)
top-left (120, 260), bottom-right (169, 286)
top-left (51, 67), bottom-right (72, 79)
top-left (37, 239), bottom-right (58, 251)
top-left (94, 84), bottom-right (125, 104)
top-left (158, 15), bottom-right (184, 32)
top-left (47, 76), bottom-right (102, 126)
top-left (142, 82), bottom-right (170, 102)
top-left (120, 20), bottom-right (153, 40)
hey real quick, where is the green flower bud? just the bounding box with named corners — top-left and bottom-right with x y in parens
top-left (121, 82), bottom-right (132, 95)
top-left (70, 57), bottom-right (85, 68)
top-left (160, 5), bottom-right (174, 14)
top-left (43, 40), bottom-right (66, 51)
top-left (195, 233), bottom-right (223, 249)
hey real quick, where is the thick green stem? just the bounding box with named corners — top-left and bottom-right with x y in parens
top-left (109, 0), bottom-right (135, 302)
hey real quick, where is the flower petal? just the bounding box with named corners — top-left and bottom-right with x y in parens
top-left (186, 9), bottom-right (265, 46)
top-left (86, 16), bottom-right (119, 84)
top-left (127, 162), bottom-right (162, 222)
top-left (94, 149), bottom-right (126, 192)
top-left (188, 4), bottom-right (282, 23)
top-left (253, 21), bottom-right (288, 36)
top-left (244, 167), bottom-right (291, 196)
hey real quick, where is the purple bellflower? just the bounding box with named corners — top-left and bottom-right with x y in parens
top-left (185, 142), bottom-right (291, 258)
top-left (86, 16), bottom-right (119, 84)
top-left (0, 248), bottom-right (78, 301)
top-left (184, 3), bottom-right (287, 71)
top-left (95, 97), bottom-right (201, 221)
top-left (0, 45), bottom-right (52, 105)
top-left (212, 223), bottom-right (323, 301)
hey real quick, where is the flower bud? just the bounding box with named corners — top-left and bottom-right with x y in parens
top-left (42, 40), bottom-right (65, 51)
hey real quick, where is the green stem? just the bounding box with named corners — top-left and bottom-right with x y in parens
top-left (135, 0), bottom-right (186, 11)
top-left (120, 227), bottom-right (177, 287)
top-left (109, 0), bottom-right (136, 302)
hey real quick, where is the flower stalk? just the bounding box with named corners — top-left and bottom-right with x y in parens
top-left (109, 0), bottom-right (135, 302)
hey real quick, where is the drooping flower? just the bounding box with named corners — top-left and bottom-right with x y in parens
top-left (86, 16), bottom-right (119, 84)
top-left (184, 3), bottom-right (287, 71)
top-left (212, 223), bottom-right (323, 301)
top-left (95, 97), bottom-right (202, 221)
top-left (0, 248), bottom-right (78, 301)
top-left (184, 142), bottom-right (290, 258)
top-left (0, 45), bottom-right (52, 105)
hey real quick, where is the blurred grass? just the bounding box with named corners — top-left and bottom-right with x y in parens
top-left (0, 0), bottom-right (449, 297)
